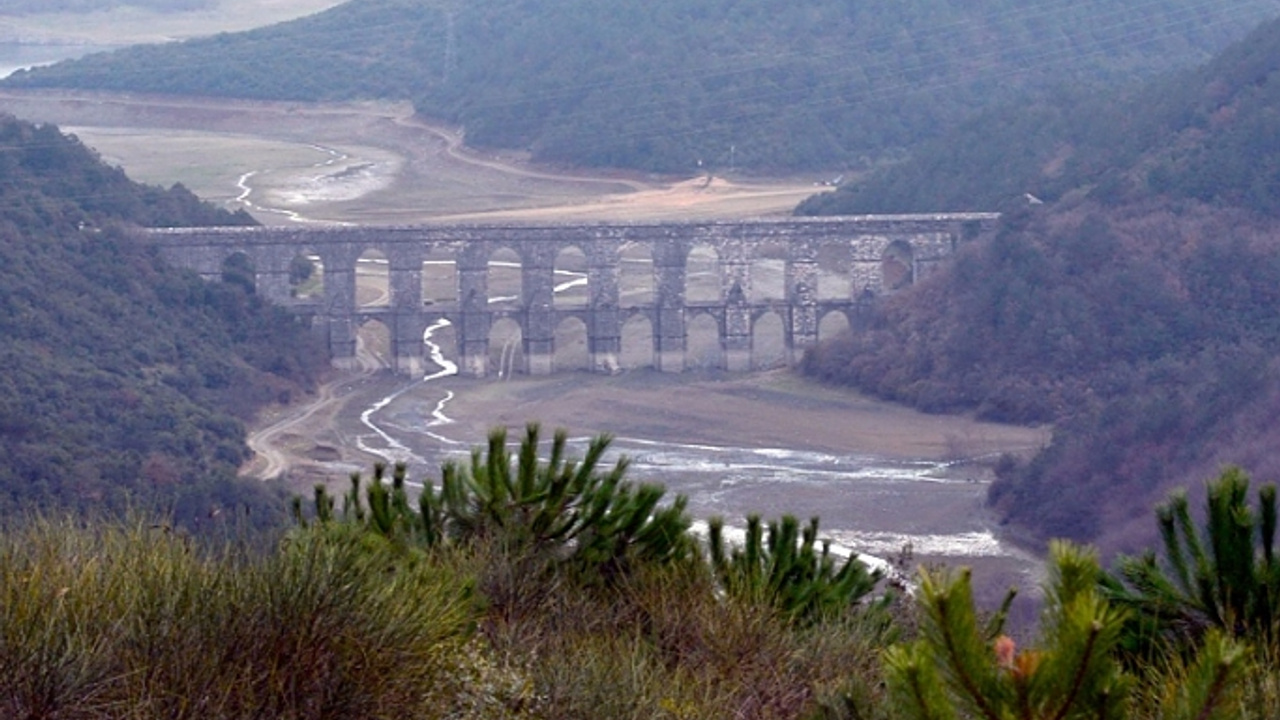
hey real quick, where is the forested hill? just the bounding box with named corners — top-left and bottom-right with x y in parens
top-left (799, 11), bottom-right (1280, 216)
top-left (5, 0), bottom-right (1280, 172)
top-left (798, 17), bottom-right (1280, 554)
top-left (0, 115), bottom-right (327, 528)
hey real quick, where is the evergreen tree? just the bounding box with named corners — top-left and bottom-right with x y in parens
top-left (707, 513), bottom-right (884, 624)
top-left (1103, 467), bottom-right (1280, 650)
top-left (298, 424), bottom-right (695, 581)
top-left (885, 541), bottom-right (1247, 719)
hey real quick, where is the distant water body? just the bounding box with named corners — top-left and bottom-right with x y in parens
top-left (0, 43), bottom-right (114, 79)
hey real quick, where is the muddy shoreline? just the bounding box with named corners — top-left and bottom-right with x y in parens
top-left (0, 87), bottom-right (1052, 607)
top-left (244, 365), bottom-right (1049, 607)
top-left (254, 368), bottom-right (1048, 487)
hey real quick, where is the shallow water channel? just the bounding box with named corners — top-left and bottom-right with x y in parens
top-left (346, 321), bottom-right (1043, 599)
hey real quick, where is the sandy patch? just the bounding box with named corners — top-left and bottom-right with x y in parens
top-left (437, 370), bottom-right (1048, 462)
top-left (244, 364), bottom-right (1049, 610)
top-left (0, 90), bottom-right (833, 224)
top-left (250, 367), bottom-right (1048, 492)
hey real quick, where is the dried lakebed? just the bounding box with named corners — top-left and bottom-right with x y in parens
top-left (268, 352), bottom-right (1049, 602)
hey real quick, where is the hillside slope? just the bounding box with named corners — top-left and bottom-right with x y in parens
top-left (799, 18), bottom-right (1280, 553)
top-left (0, 115), bottom-right (328, 528)
top-left (5, 0), bottom-right (1279, 172)
top-left (800, 12), bottom-right (1280, 215)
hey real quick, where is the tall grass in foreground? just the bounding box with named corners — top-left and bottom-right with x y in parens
top-left (0, 518), bottom-right (475, 719)
top-left (0, 514), bottom-right (898, 720)
top-left (14, 456), bottom-right (1280, 718)
top-left (475, 554), bottom-right (897, 719)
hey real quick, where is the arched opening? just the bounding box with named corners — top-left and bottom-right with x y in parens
top-left (221, 252), bottom-right (255, 295)
top-left (818, 311), bottom-right (851, 342)
top-left (422, 317), bottom-right (458, 375)
top-left (685, 244), bottom-right (721, 304)
top-left (288, 251), bottom-right (324, 300)
top-left (749, 240), bottom-right (787, 302)
top-left (619, 242), bottom-right (654, 307)
top-left (421, 249), bottom-right (457, 306)
top-left (554, 317), bottom-right (590, 372)
top-left (817, 242), bottom-right (853, 300)
top-left (685, 313), bottom-right (722, 370)
top-left (619, 314), bottom-right (654, 370)
top-left (489, 317), bottom-right (524, 379)
top-left (553, 246), bottom-right (589, 309)
top-left (358, 318), bottom-right (392, 370)
top-left (882, 240), bottom-right (914, 292)
top-left (752, 312), bottom-right (787, 369)
top-left (356, 248), bottom-right (390, 308)
top-left (488, 248), bottom-right (522, 309)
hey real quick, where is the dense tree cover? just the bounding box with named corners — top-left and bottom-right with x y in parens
top-left (0, 114), bottom-right (327, 529)
top-left (800, 12), bottom-right (1280, 216)
top-left (804, 202), bottom-right (1280, 549)
top-left (799, 15), bottom-right (1280, 552)
top-left (0, 0), bottom-right (209, 13)
top-left (5, 0), bottom-right (1279, 172)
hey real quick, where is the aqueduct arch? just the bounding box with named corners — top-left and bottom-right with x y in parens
top-left (149, 215), bottom-right (997, 377)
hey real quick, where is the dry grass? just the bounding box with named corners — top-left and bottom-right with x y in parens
top-left (475, 554), bottom-right (898, 720)
top-left (0, 514), bottom-right (901, 719)
top-left (0, 518), bottom-right (476, 719)
top-left (7, 513), bottom-right (1280, 719)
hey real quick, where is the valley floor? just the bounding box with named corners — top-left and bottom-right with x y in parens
top-left (246, 366), bottom-right (1049, 489)
top-left (0, 89), bottom-right (829, 224)
top-left (0, 87), bottom-right (1048, 603)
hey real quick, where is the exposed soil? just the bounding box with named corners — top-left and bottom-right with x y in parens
top-left (0, 86), bottom-right (1047, 485)
top-left (0, 87), bottom-right (1050, 605)
top-left (247, 364), bottom-right (1047, 504)
top-left (242, 364), bottom-right (1048, 612)
top-left (0, 89), bottom-right (831, 224)
top-left (442, 370), bottom-right (1047, 461)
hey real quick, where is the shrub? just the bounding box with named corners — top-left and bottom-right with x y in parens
top-left (707, 513), bottom-right (885, 624)
top-left (886, 540), bottom-right (1249, 720)
top-left (0, 517), bottom-right (476, 718)
top-left (1103, 467), bottom-right (1280, 650)
top-left (300, 424), bottom-right (695, 583)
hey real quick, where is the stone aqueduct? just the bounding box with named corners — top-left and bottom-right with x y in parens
top-left (147, 215), bottom-right (998, 378)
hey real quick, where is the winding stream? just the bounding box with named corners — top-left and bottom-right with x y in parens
top-left (349, 321), bottom-right (1039, 589)
top-left (311, 250), bottom-right (1041, 595)
top-left (234, 143), bottom-right (357, 224)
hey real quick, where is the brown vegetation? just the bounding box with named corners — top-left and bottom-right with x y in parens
top-left (803, 200), bottom-right (1280, 554)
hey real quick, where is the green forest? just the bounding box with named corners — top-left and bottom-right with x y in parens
top-left (8, 4), bottom-right (1280, 713)
top-left (800, 13), bottom-right (1280, 552)
top-left (0, 114), bottom-right (328, 529)
top-left (799, 12), bottom-right (1280, 216)
top-left (5, 0), bottom-right (1279, 172)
